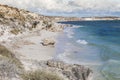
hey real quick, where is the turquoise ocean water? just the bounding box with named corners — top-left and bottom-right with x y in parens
top-left (56, 20), bottom-right (120, 80)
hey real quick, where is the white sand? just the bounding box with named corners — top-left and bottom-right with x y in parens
top-left (1, 29), bottom-right (59, 70)
top-left (21, 30), bottom-right (57, 60)
top-left (8, 30), bottom-right (58, 61)
top-left (18, 36), bottom-right (55, 61)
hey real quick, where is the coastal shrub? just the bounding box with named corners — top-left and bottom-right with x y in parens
top-left (32, 21), bottom-right (39, 28)
top-left (0, 12), bottom-right (4, 18)
top-left (43, 20), bottom-right (48, 25)
top-left (10, 28), bottom-right (21, 35)
top-left (22, 70), bottom-right (63, 80)
top-left (47, 24), bottom-right (52, 29)
top-left (29, 27), bottom-right (33, 31)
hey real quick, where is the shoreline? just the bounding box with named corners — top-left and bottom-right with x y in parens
top-left (1, 27), bottom-right (61, 69)
top-left (0, 21), bottom-right (94, 80)
top-left (0, 4), bottom-right (93, 80)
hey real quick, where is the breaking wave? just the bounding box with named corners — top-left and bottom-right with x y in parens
top-left (76, 39), bottom-right (88, 45)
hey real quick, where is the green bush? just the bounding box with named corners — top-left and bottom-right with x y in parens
top-left (22, 70), bottom-right (63, 80)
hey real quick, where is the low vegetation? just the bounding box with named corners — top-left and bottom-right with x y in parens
top-left (0, 45), bottom-right (23, 79)
top-left (0, 12), bottom-right (4, 18)
top-left (22, 70), bottom-right (63, 80)
top-left (10, 28), bottom-right (21, 35)
top-left (0, 45), bottom-right (63, 80)
top-left (0, 45), bottom-right (22, 68)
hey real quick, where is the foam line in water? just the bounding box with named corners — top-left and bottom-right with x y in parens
top-left (76, 39), bottom-right (88, 45)
top-left (57, 53), bottom-right (102, 65)
top-left (64, 28), bottom-right (74, 38)
top-left (72, 25), bottom-right (84, 28)
top-left (67, 34), bottom-right (73, 38)
top-left (57, 50), bottom-right (102, 66)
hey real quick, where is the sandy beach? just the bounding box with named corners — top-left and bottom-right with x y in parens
top-left (1, 29), bottom-right (59, 70)
top-left (16, 30), bottom-right (58, 60)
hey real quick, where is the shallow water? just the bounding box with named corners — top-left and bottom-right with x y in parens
top-left (56, 20), bottom-right (120, 80)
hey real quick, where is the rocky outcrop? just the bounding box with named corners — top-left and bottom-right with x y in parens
top-left (35, 60), bottom-right (93, 80)
top-left (0, 4), bottom-right (65, 42)
top-left (46, 60), bottom-right (92, 80)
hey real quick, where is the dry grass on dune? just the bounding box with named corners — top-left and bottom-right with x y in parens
top-left (0, 45), bottom-right (22, 68)
top-left (22, 70), bottom-right (63, 80)
top-left (0, 45), bottom-right (23, 79)
top-left (0, 45), bottom-right (63, 80)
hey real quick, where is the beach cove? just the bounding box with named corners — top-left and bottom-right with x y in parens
top-left (1, 3), bottom-right (120, 80)
top-left (0, 4), bottom-right (93, 80)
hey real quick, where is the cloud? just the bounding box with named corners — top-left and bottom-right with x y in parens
top-left (0, 0), bottom-right (120, 16)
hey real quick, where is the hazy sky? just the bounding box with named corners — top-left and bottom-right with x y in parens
top-left (0, 0), bottom-right (120, 17)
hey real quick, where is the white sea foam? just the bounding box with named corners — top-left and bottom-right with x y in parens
top-left (72, 25), bottom-right (83, 28)
top-left (57, 52), bottom-right (71, 63)
top-left (64, 28), bottom-right (74, 38)
top-left (67, 34), bottom-right (73, 38)
top-left (64, 28), bottom-right (74, 34)
top-left (57, 48), bottom-right (102, 65)
top-left (57, 52), bottom-right (102, 65)
top-left (64, 25), bottom-right (83, 39)
top-left (76, 39), bottom-right (88, 45)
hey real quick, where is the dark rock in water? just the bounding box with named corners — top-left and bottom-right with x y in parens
top-left (45, 60), bottom-right (93, 80)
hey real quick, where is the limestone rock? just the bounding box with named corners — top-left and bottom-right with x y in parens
top-left (37, 60), bottom-right (93, 80)
top-left (41, 38), bottom-right (55, 46)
